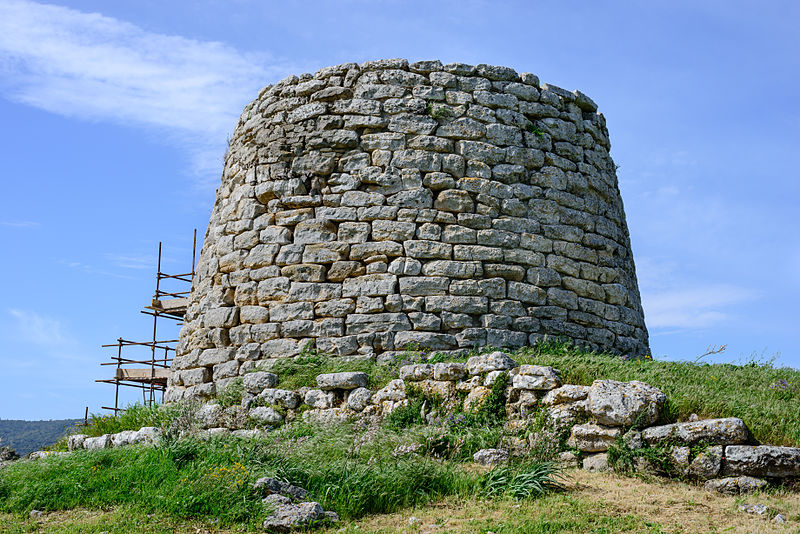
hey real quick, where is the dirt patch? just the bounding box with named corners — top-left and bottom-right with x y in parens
top-left (568, 468), bottom-right (799, 533)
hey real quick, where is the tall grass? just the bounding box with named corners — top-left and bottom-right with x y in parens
top-left (0, 421), bottom-right (562, 526)
top-left (512, 341), bottom-right (800, 446)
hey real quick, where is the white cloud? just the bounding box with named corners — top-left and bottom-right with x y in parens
top-left (0, 220), bottom-right (39, 227)
top-left (641, 285), bottom-right (756, 330)
top-left (635, 256), bottom-right (758, 331)
top-left (7, 308), bottom-right (76, 352)
top-left (103, 252), bottom-right (155, 270)
top-left (0, 0), bottom-right (306, 180)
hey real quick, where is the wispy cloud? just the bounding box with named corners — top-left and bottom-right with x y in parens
top-left (61, 259), bottom-right (136, 280)
top-left (6, 308), bottom-right (80, 355)
top-left (636, 257), bottom-right (757, 331)
top-left (0, 0), bottom-right (306, 180)
top-left (0, 220), bottom-right (39, 228)
top-left (103, 252), bottom-right (155, 270)
top-left (642, 285), bottom-right (756, 330)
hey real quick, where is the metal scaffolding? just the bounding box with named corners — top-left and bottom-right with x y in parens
top-left (96, 230), bottom-right (196, 414)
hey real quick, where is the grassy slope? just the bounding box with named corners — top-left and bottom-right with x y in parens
top-left (4, 469), bottom-right (800, 533)
top-left (2, 342), bottom-right (798, 532)
top-left (513, 343), bottom-right (800, 446)
top-left (0, 422), bottom-right (556, 527)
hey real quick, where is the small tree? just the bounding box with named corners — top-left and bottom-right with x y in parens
top-left (0, 437), bottom-right (19, 462)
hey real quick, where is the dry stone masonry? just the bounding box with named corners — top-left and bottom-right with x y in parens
top-left (168, 58), bottom-right (650, 402)
top-left (52, 351), bottom-right (800, 497)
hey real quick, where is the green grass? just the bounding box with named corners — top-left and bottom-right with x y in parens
top-left (82, 403), bottom-right (173, 438)
top-left (0, 421), bottom-right (563, 528)
top-left (512, 339), bottom-right (800, 446)
top-left (295, 338), bottom-right (799, 447)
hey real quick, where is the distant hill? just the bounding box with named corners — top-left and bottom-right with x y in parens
top-left (0, 419), bottom-right (82, 456)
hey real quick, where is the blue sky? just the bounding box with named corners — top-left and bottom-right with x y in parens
top-left (0, 0), bottom-right (797, 419)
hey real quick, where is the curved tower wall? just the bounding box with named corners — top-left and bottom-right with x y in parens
top-left (167, 59), bottom-right (649, 401)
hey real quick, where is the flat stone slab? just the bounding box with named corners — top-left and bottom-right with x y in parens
top-left (316, 371), bottom-right (368, 390)
top-left (399, 364), bottom-right (434, 381)
top-left (642, 417), bottom-right (749, 446)
top-left (466, 351), bottom-right (517, 375)
top-left (542, 384), bottom-right (590, 406)
top-left (722, 445), bottom-right (800, 478)
top-left (704, 476), bottom-right (768, 495)
top-left (567, 423), bottom-right (622, 452)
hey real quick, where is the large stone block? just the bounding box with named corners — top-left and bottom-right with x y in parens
top-left (642, 418), bottom-right (749, 447)
top-left (585, 380), bottom-right (666, 427)
top-left (722, 446), bottom-right (800, 478)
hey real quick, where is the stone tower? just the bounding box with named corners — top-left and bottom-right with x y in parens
top-left (166, 59), bottom-right (649, 401)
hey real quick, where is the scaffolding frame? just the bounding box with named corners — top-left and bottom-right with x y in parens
top-left (96, 230), bottom-right (196, 414)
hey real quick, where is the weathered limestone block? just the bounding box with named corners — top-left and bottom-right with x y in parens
top-left (433, 362), bottom-right (467, 381)
top-left (722, 446), bottom-right (800, 478)
top-left (317, 372), bottom-right (368, 390)
top-left (704, 476), bottom-right (769, 495)
top-left (372, 379), bottom-right (406, 403)
top-left (257, 388), bottom-right (301, 410)
top-left (466, 351), bottom-right (517, 375)
top-left (394, 331), bottom-right (457, 350)
top-left (473, 448), bottom-right (509, 466)
top-left (585, 380), bottom-right (666, 427)
top-left (568, 423), bottom-right (622, 452)
top-left (249, 406), bottom-right (284, 425)
top-left (463, 386), bottom-right (491, 412)
top-left (543, 384), bottom-right (590, 405)
top-left (243, 371), bottom-right (278, 394)
top-left (83, 435), bottom-right (112, 450)
top-left (642, 418), bottom-right (749, 447)
top-left (510, 365), bottom-right (561, 390)
top-left (347, 387), bottom-right (372, 411)
top-left (305, 389), bottom-right (336, 409)
top-left (687, 446), bottom-right (723, 480)
top-left (399, 364), bottom-right (434, 381)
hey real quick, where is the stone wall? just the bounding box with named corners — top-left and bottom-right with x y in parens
top-left (168, 58), bottom-right (649, 402)
top-left (67, 352), bottom-right (800, 497)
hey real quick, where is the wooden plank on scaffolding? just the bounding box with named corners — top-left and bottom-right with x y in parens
top-left (115, 368), bottom-right (171, 382)
top-left (145, 297), bottom-right (188, 316)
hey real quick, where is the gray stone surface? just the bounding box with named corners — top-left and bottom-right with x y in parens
top-left (262, 501), bottom-right (328, 532)
top-left (243, 371), bottom-right (279, 394)
top-left (316, 371), bottom-right (368, 390)
top-left (473, 448), bottom-right (509, 465)
top-left (511, 365), bottom-right (561, 390)
top-left (642, 417), bottom-right (748, 447)
top-left (585, 380), bottom-right (666, 427)
top-left (568, 423), bottom-right (622, 452)
top-left (704, 476), bottom-right (769, 495)
top-left (249, 406), bottom-right (284, 425)
top-left (583, 453), bottom-right (609, 472)
top-left (169, 59), bottom-right (650, 398)
top-left (722, 445), bottom-right (800, 478)
top-left (347, 387), bottom-right (372, 411)
top-left (466, 351), bottom-right (517, 375)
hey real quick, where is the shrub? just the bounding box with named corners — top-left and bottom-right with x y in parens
top-left (483, 461), bottom-right (565, 499)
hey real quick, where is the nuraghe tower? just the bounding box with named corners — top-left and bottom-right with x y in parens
top-left (166, 59), bottom-right (649, 401)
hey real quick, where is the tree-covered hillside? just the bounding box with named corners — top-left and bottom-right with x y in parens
top-left (0, 419), bottom-right (81, 456)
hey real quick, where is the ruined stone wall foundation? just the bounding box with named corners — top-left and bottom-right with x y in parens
top-left (167, 59), bottom-right (649, 401)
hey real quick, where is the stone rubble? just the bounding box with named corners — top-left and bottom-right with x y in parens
top-left (48, 351), bottom-right (800, 500)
